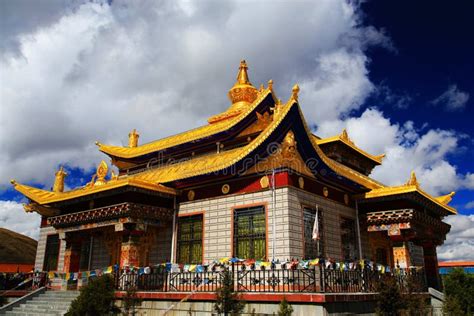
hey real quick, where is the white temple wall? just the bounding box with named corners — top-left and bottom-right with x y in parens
top-left (178, 187), bottom-right (290, 262)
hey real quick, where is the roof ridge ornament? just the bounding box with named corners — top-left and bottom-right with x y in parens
top-left (435, 191), bottom-right (456, 205)
top-left (405, 171), bottom-right (420, 188)
top-left (53, 166), bottom-right (67, 193)
top-left (340, 129), bottom-right (355, 145)
top-left (291, 84), bottom-right (300, 102)
top-left (129, 129), bottom-right (139, 148)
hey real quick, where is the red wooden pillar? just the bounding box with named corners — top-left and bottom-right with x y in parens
top-left (120, 234), bottom-right (141, 267)
top-left (64, 241), bottom-right (80, 273)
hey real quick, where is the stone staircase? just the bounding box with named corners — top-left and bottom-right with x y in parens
top-left (1, 290), bottom-right (79, 316)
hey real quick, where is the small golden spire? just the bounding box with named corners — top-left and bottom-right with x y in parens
top-left (236, 60), bottom-right (250, 85)
top-left (10, 179), bottom-right (16, 185)
top-left (406, 171), bottom-right (420, 188)
top-left (268, 79), bottom-right (273, 90)
top-left (128, 129), bottom-right (139, 148)
top-left (53, 166), bottom-right (67, 193)
top-left (291, 84), bottom-right (300, 101)
top-left (95, 141), bottom-right (101, 146)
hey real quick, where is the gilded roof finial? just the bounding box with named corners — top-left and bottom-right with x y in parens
top-left (94, 160), bottom-right (108, 186)
top-left (268, 79), bottom-right (273, 91)
top-left (236, 60), bottom-right (250, 84)
top-left (227, 60), bottom-right (258, 112)
top-left (129, 129), bottom-right (139, 148)
top-left (436, 191), bottom-right (456, 205)
top-left (53, 166), bottom-right (67, 193)
top-left (340, 129), bottom-right (355, 145)
top-left (406, 171), bottom-right (420, 188)
top-left (291, 84), bottom-right (300, 101)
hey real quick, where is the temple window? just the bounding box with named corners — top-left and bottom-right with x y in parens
top-left (340, 217), bottom-right (358, 261)
top-left (177, 214), bottom-right (203, 264)
top-left (303, 206), bottom-right (324, 259)
top-left (43, 234), bottom-right (60, 271)
top-left (233, 206), bottom-right (266, 260)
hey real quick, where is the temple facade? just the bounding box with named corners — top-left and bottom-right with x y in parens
top-left (12, 60), bottom-right (455, 291)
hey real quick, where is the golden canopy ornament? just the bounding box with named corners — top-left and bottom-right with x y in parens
top-left (227, 60), bottom-right (258, 113)
top-left (53, 166), bottom-right (67, 193)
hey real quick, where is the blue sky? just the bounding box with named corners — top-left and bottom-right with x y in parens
top-left (0, 0), bottom-right (472, 259)
top-left (361, 1), bottom-right (473, 214)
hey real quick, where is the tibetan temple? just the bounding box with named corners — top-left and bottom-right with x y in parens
top-left (11, 60), bottom-right (456, 297)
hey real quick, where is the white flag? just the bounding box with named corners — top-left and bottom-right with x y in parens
top-left (312, 206), bottom-right (320, 240)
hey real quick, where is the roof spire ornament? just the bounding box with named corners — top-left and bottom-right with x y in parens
top-left (53, 166), bottom-right (67, 193)
top-left (227, 60), bottom-right (258, 111)
top-left (291, 84), bottom-right (300, 101)
top-left (406, 171), bottom-right (420, 188)
top-left (129, 129), bottom-right (139, 148)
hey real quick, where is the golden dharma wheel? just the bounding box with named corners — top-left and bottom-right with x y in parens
top-left (298, 177), bottom-right (304, 189)
top-left (187, 190), bottom-right (195, 201)
top-left (222, 184), bottom-right (230, 194)
top-left (260, 176), bottom-right (269, 189)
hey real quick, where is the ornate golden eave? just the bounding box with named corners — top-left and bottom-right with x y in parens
top-left (97, 88), bottom-right (273, 160)
top-left (10, 177), bottom-right (177, 206)
top-left (315, 129), bottom-right (385, 165)
top-left (356, 172), bottom-right (457, 215)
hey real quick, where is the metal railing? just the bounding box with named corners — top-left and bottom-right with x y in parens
top-left (114, 264), bottom-right (426, 294)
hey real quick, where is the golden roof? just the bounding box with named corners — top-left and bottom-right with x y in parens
top-left (97, 88), bottom-right (272, 160)
top-left (12, 79), bottom-right (456, 216)
top-left (12, 95), bottom-right (298, 206)
top-left (316, 129), bottom-right (385, 165)
top-left (358, 171), bottom-right (457, 214)
top-left (11, 96), bottom-right (389, 206)
top-left (11, 177), bottom-right (177, 205)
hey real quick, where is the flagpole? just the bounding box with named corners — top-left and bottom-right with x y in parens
top-left (271, 169), bottom-right (276, 261)
top-left (316, 205), bottom-right (320, 257)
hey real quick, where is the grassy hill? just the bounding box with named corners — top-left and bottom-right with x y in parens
top-left (0, 228), bottom-right (37, 264)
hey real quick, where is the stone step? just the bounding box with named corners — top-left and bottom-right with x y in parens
top-left (20, 303), bottom-right (70, 309)
top-left (5, 310), bottom-right (61, 316)
top-left (40, 292), bottom-right (79, 298)
top-left (25, 300), bottom-right (72, 306)
top-left (31, 296), bottom-right (76, 302)
top-left (13, 306), bottom-right (68, 313)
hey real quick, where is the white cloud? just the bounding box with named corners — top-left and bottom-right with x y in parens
top-left (431, 84), bottom-right (470, 111)
top-left (317, 108), bottom-right (470, 196)
top-left (438, 215), bottom-right (474, 261)
top-left (0, 200), bottom-right (41, 240)
top-left (465, 201), bottom-right (474, 209)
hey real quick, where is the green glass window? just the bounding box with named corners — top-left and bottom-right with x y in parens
top-left (303, 207), bottom-right (324, 259)
top-left (177, 214), bottom-right (203, 264)
top-left (43, 234), bottom-right (60, 271)
top-left (233, 206), bottom-right (266, 260)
